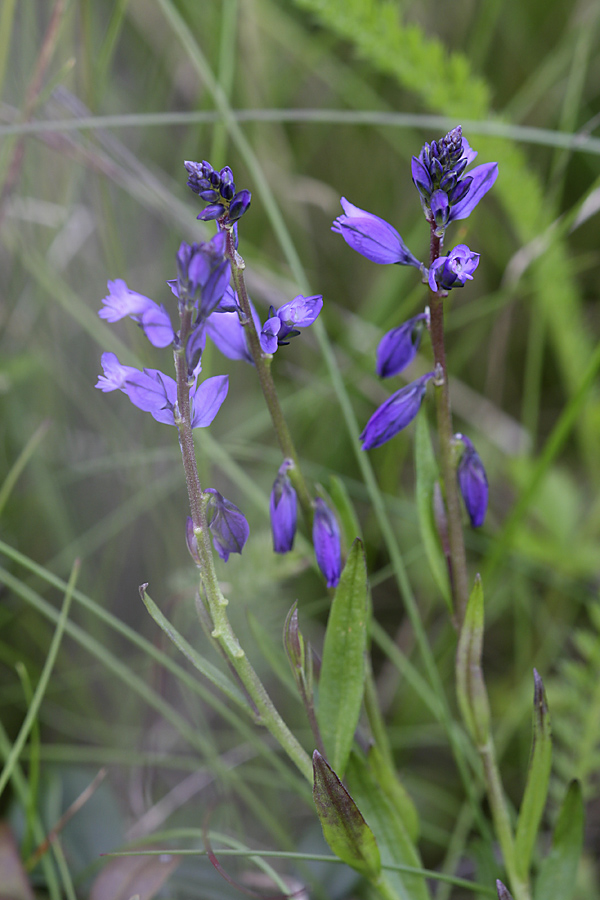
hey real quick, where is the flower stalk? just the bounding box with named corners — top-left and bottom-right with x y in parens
top-left (428, 227), bottom-right (470, 626)
top-left (224, 228), bottom-right (314, 526)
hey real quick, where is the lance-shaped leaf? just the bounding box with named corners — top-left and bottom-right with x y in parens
top-left (534, 780), bottom-right (583, 900)
top-left (456, 574), bottom-right (490, 746)
top-left (317, 538), bottom-right (368, 777)
top-left (283, 602), bottom-right (313, 699)
top-left (515, 669), bottom-right (552, 881)
top-left (496, 880), bottom-right (514, 900)
top-left (312, 750), bottom-right (381, 880)
top-left (415, 411), bottom-right (452, 611)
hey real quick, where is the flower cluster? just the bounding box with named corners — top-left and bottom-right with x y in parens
top-left (184, 160), bottom-right (252, 226)
top-left (333, 126), bottom-right (494, 527)
top-left (96, 157), bottom-right (341, 584)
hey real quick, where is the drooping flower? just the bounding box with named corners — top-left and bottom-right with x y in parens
top-left (455, 434), bottom-right (488, 528)
top-left (204, 489), bottom-right (249, 561)
top-left (95, 352), bottom-right (228, 429)
top-left (332, 198), bottom-right (423, 267)
top-left (428, 245), bottom-right (480, 292)
top-left (312, 498), bottom-right (342, 588)
top-left (98, 279), bottom-right (174, 348)
top-left (411, 126), bottom-right (498, 232)
top-left (270, 460), bottom-right (298, 554)
top-left (376, 310), bottom-right (429, 378)
top-left (360, 372), bottom-right (435, 450)
top-left (185, 161), bottom-right (251, 226)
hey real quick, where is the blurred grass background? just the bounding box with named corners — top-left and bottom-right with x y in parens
top-left (1, 0), bottom-right (600, 897)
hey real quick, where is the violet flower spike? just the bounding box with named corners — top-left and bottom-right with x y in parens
top-left (332, 198), bottom-right (423, 268)
top-left (204, 489), bottom-right (249, 562)
top-left (428, 245), bottom-right (480, 292)
top-left (312, 498), bottom-right (342, 588)
top-left (411, 126), bottom-right (498, 231)
top-left (376, 310), bottom-right (430, 379)
top-left (185, 160), bottom-right (252, 227)
top-left (270, 460), bottom-right (298, 554)
top-left (361, 372), bottom-right (435, 450)
top-left (455, 434), bottom-right (488, 528)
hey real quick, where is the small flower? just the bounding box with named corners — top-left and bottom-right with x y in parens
top-left (376, 311), bottom-right (429, 378)
top-left (205, 290), bottom-right (261, 364)
top-left (455, 434), bottom-right (488, 527)
top-left (270, 460), bottom-right (298, 553)
top-left (259, 294), bottom-right (323, 353)
top-left (98, 280), bottom-right (174, 348)
top-left (204, 489), bottom-right (249, 561)
top-left (312, 498), bottom-right (342, 588)
top-left (411, 126), bottom-right (498, 232)
top-left (428, 245), bottom-right (480, 292)
top-left (360, 372), bottom-right (434, 450)
top-left (95, 352), bottom-right (228, 428)
top-left (184, 160), bottom-right (252, 227)
top-left (332, 198), bottom-right (422, 267)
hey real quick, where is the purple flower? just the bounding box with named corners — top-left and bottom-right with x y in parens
top-left (376, 311), bottom-right (429, 378)
top-left (204, 489), bottom-right (249, 561)
top-left (360, 372), bottom-right (435, 450)
top-left (312, 498), bottom-right (342, 588)
top-left (270, 460), bottom-right (298, 553)
top-left (98, 280), bottom-right (174, 348)
top-left (259, 294), bottom-right (323, 353)
top-left (411, 126), bottom-right (497, 230)
top-left (455, 434), bottom-right (488, 528)
top-left (428, 245), bottom-right (480, 292)
top-left (185, 161), bottom-right (252, 227)
top-left (205, 290), bottom-right (262, 364)
top-left (95, 352), bottom-right (228, 429)
top-left (332, 198), bottom-right (422, 267)
top-left (174, 234), bottom-right (230, 318)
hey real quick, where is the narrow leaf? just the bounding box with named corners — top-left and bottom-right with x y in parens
top-left (140, 587), bottom-right (245, 709)
top-left (534, 780), bottom-right (584, 900)
top-left (346, 752), bottom-right (429, 900)
top-left (312, 750), bottom-right (381, 880)
top-left (515, 670), bottom-right (552, 881)
top-left (368, 744), bottom-right (419, 843)
top-left (456, 574), bottom-right (490, 746)
top-left (317, 538), bottom-right (368, 777)
top-left (496, 880), bottom-right (514, 900)
top-left (415, 411), bottom-right (452, 611)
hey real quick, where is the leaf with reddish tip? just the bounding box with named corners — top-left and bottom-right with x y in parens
top-left (496, 880), bottom-right (514, 900)
top-left (515, 669), bottom-right (552, 881)
top-left (312, 751), bottom-right (381, 880)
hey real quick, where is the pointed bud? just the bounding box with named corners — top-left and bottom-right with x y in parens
top-left (455, 434), bottom-right (488, 527)
top-left (270, 460), bottom-right (298, 553)
top-left (313, 498), bottom-right (342, 588)
top-left (375, 311), bottom-right (429, 378)
top-left (496, 881), bottom-right (514, 900)
top-left (360, 373), bottom-right (434, 450)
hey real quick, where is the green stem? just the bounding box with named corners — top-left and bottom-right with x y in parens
top-left (224, 228), bottom-right (314, 527)
top-left (428, 226), bottom-right (469, 626)
top-left (172, 310), bottom-right (312, 783)
top-left (479, 739), bottom-right (531, 900)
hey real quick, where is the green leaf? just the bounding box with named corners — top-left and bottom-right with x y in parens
top-left (317, 538), bottom-right (368, 777)
top-left (346, 751), bottom-right (429, 900)
top-left (515, 670), bottom-right (552, 882)
top-left (414, 411), bottom-right (452, 611)
top-left (140, 587), bottom-right (246, 709)
top-left (456, 575), bottom-right (490, 746)
top-left (367, 744), bottom-right (419, 843)
top-left (534, 780), bottom-right (584, 900)
top-left (328, 474), bottom-right (363, 548)
top-left (312, 750), bottom-right (381, 880)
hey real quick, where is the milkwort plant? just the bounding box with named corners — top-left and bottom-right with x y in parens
top-left (96, 131), bottom-right (570, 900)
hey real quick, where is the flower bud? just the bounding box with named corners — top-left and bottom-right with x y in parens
top-left (455, 434), bottom-right (488, 527)
top-left (360, 372), bottom-right (434, 450)
top-left (204, 489), bottom-right (249, 561)
top-left (375, 311), bottom-right (429, 378)
top-left (270, 460), bottom-right (298, 554)
top-left (312, 498), bottom-right (342, 588)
